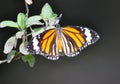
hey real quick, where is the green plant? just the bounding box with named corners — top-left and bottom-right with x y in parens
top-left (0, 1), bottom-right (59, 67)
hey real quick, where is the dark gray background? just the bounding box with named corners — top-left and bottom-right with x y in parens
top-left (0, 0), bottom-right (120, 84)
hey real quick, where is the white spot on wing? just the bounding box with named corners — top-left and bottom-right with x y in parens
top-left (33, 37), bottom-right (40, 51)
top-left (84, 28), bottom-right (92, 43)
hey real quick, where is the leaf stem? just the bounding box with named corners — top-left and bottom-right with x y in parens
top-left (25, 1), bottom-right (29, 19)
top-left (25, 1), bottom-right (33, 32)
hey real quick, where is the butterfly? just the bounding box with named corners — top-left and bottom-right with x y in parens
top-left (27, 25), bottom-right (100, 60)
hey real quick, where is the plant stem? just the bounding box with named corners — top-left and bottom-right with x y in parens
top-left (25, 1), bottom-right (33, 32)
top-left (25, 1), bottom-right (29, 18)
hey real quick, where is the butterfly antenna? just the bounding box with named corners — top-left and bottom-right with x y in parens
top-left (55, 14), bottom-right (62, 25)
top-left (58, 14), bottom-right (62, 20)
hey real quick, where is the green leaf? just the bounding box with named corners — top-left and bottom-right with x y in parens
top-left (0, 50), bottom-right (16, 64)
top-left (0, 60), bottom-right (7, 64)
top-left (19, 41), bottom-right (29, 55)
top-left (0, 20), bottom-right (18, 28)
top-left (22, 54), bottom-right (35, 67)
top-left (3, 36), bottom-right (17, 54)
top-left (21, 55), bottom-right (27, 62)
top-left (32, 27), bottom-right (44, 37)
top-left (50, 13), bottom-right (57, 19)
top-left (15, 30), bottom-right (25, 39)
top-left (40, 3), bottom-right (55, 21)
top-left (17, 13), bottom-right (26, 30)
top-left (7, 50), bottom-right (17, 63)
top-left (27, 15), bottom-right (43, 27)
top-left (48, 14), bottom-right (59, 26)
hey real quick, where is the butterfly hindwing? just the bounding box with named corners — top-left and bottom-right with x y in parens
top-left (27, 34), bottom-right (41, 54)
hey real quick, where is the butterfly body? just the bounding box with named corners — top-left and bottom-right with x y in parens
top-left (27, 26), bottom-right (100, 60)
